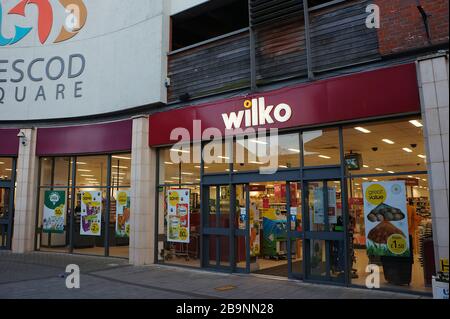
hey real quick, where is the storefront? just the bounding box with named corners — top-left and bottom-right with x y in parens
top-left (0, 129), bottom-right (18, 250)
top-left (33, 120), bottom-right (132, 258)
top-left (150, 63), bottom-right (436, 293)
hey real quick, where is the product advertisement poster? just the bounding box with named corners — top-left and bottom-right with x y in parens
top-left (167, 189), bottom-right (190, 243)
top-left (313, 187), bottom-right (337, 224)
top-left (313, 187), bottom-right (324, 224)
top-left (115, 191), bottom-right (130, 238)
top-left (80, 191), bottom-right (102, 236)
top-left (363, 181), bottom-right (410, 257)
top-left (43, 191), bottom-right (66, 234)
top-left (328, 187), bottom-right (337, 224)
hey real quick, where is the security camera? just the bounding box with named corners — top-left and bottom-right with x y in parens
top-left (17, 131), bottom-right (27, 146)
top-left (371, 147), bottom-right (378, 152)
top-left (410, 144), bottom-right (417, 148)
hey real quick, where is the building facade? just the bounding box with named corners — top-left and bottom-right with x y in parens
top-left (0, 0), bottom-right (448, 295)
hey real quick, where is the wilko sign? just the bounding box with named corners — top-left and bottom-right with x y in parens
top-left (222, 98), bottom-right (292, 129)
top-left (149, 63), bottom-right (421, 146)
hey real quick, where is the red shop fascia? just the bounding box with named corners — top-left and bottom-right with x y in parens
top-left (149, 63), bottom-right (421, 147)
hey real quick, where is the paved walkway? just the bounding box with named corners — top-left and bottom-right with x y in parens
top-left (0, 252), bottom-right (428, 299)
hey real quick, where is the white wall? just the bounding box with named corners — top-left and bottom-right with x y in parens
top-left (0, 0), bottom-right (167, 120)
top-left (169, 0), bottom-right (209, 15)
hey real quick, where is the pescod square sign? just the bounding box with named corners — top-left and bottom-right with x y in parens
top-left (0, 0), bottom-right (166, 121)
top-left (148, 63), bottom-right (421, 147)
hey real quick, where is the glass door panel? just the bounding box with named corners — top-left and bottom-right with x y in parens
top-left (0, 188), bottom-right (11, 249)
top-left (289, 182), bottom-right (303, 278)
top-left (304, 179), bottom-right (346, 283)
top-left (203, 185), bottom-right (232, 269)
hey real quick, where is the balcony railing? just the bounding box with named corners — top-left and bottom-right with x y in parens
top-left (167, 0), bottom-right (381, 102)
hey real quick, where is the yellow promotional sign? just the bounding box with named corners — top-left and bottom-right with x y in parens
top-left (387, 234), bottom-right (407, 255)
top-left (82, 192), bottom-right (92, 205)
top-left (117, 191), bottom-right (128, 206)
top-left (440, 258), bottom-right (449, 273)
top-left (90, 222), bottom-right (100, 234)
top-left (168, 191), bottom-right (180, 207)
top-left (365, 183), bottom-right (387, 206)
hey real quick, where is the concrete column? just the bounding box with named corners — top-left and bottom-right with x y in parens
top-left (417, 54), bottom-right (449, 270)
top-left (129, 115), bottom-right (157, 265)
top-left (12, 128), bottom-right (38, 253)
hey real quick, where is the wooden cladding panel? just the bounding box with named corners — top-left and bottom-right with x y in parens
top-left (168, 31), bottom-right (251, 102)
top-left (255, 15), bottom-right (307, 83)
top-left (310, 0), bottom-right (380, 71)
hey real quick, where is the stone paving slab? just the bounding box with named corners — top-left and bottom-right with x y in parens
top-left (0, 252), bottom-right (429, 299)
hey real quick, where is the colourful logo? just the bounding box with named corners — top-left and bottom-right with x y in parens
top-left (0, 0), bottom-right (87, 46)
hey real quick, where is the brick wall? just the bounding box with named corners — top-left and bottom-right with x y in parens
top-left (376, 0), bottom-right (449, 55)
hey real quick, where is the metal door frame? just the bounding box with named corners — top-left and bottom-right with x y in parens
top-left (0, 158), bottom-right (17, 250)
top-left (301, 176), bottom-right (348, 284)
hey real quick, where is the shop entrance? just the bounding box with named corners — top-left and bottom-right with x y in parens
top-left (302, 179), bottom-right (346, 283)
top-left (201, 175), bottom-right (347, 284)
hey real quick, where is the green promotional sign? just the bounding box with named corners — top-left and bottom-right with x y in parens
top-left (43, 191), bottom-right (66, 233)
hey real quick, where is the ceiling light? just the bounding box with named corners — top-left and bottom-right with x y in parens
top-left (112, 172), bottom-right (125, 175)
top-left (382, 139), bottom-right (395, 144)
top-left (217, 156), bottom-right (230, 160)
top-left (164, 161), bottom-right (174, 165)
top-left (288, 148), bottom-right (301, 153)
top-left (164, 180), bottom-right (173, 183)
top-left (81, 174), bottom-right (94, 177)
top-left (422, 179), bottom-right (427, 181)
top-left (375, 168), bottom-right (383, 171)
top-left (112, 165), bottom-right (128, 169)
top-left (77, 162), bottom-right (87, 165)
top-left (408, 175), bottom-right (413, 178)
top-left (279, 165), bottom-right (288, 168)
top-left (354, 183), bottom-right (360, 186)
top-left (409, 120), bottom-right (423, 127)
top-left (5, 169), bottom-right (12, 171)
top-left (355, 127), bottom-right (371, 133)
top-left (417, 154), bottom-right (426, 159)
top-left (249, 161), bottom-right (263, 164)
top-left (373, 179), bottom-right (379, 182)
top-left (249, 139), bottom-right (268, 145)
top-left (362, 178), bottom-right (368, 180)
top-left (363, 165), bottom-right (369, 168)
top-left (181, 172), bottom-right (193, 175)
top-left (112, 156), bottom-right (131, 160)
top-left (388, 171), bottom-right (395, 174)
top-left (77, 169), bottom-right (91, 172)
top-left (0, 162), bottom-right (4, 165)
top-left (170, 148), bottom-right (190, 154)
top-left (403, 148), bottom-right (413, 153)
top-left (195, 179), bottom-right (201, 181)
top-left (318, 155), bottom-right (331, 159)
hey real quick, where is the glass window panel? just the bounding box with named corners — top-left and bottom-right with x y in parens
top-left (303, 128), bottom-right (341, 166)
top-left (111, 154), bottom-right (131, 187)
top-left (39, 157), bottom-right (53, 186)
top-left (348, 173), bottom-right (432, 293)
top-left (53, 157), bottom-right (71, 187)
top-left (72, 188), bottom-right (107, 256)
top-left (234, 133), bottom-right (300, 172)
top-left (343, 117), bottom-right (427, 175)
top-left (158, 185), bottom-right (201, 268)
top-left (0, 158), bottom-right (13, 181)
top-left (76, 155), bottom-right (108, 187)
top-left (159, 146), bottom-right (200, 184)
top-left (109, 187), bottom-right (131, 258)
top-left (203, 139), bottom-right (232, 174)
top-left (37, 188), bottom-right (71, 253)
